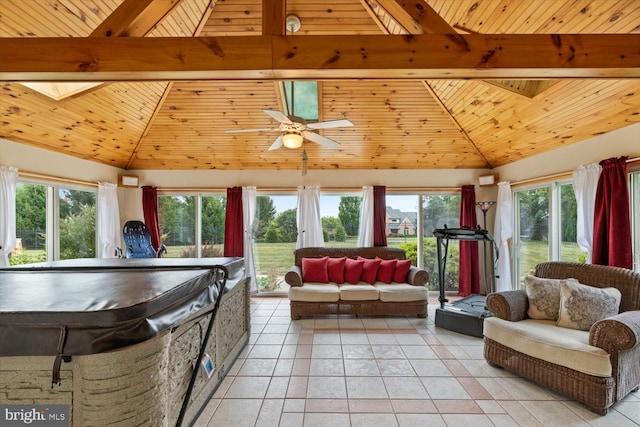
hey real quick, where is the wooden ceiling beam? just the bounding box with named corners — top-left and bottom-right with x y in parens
top-left (2, 34), bottom-right (640, 81)
top-left (375, 0), bottom-right (456, 34)
top-left (262, 0), bottom-right (286, 36)
top-left (91, 0), bottom-right (187, 38)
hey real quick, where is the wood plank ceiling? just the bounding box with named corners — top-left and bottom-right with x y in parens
top-left (1, 0), bottom-right (639, 171)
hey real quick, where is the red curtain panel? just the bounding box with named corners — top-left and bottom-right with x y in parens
top-left (141, 186), bottom-right (162, 252)
top-left (458, 185), bottom-right (480, 296)
top-left (373, 185), bottom-right (388, 247)
top-left (592, 157), bottom-right (632, 269)
top-left (224, 187), bottom-right (244, 257)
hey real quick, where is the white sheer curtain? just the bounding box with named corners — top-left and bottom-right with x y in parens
top-left (296, 185), bottom-right (324, 249)
top-left (242, 186), bottom-right (258, 293)
top-left (357, 186), bottom-right (374, 247)
top-left (493, 181), bottom-right (513, 292)
top-left (0, 166), bottom-right (18, 267)
top-left (572, 163), bottom-right (602, 263)
top-left (97, 182), bottom-right (121, 258)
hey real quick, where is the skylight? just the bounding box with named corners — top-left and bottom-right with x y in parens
top-left (282, 81), bottom-right (319, 121)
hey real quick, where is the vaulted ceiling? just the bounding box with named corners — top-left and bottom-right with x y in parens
top-left (1, 0), bottom-right (639, 172)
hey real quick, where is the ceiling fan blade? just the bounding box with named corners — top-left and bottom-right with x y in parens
top-left (263, 109), bottom-right (292, 124)
top-left (303, 131), bottom-right (340, 149)
top-left (268, 135), bottom-right (284, 151)
top-left (307, 119), bottom-right (353, 129)
top-left (224, 128), bottom-right (278, 134)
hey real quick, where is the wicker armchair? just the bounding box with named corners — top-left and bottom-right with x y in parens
top-left (484, 262), bottom-right (640, 415)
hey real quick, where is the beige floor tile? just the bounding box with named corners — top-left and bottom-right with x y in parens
top-left (291, 358), bottom-right (310, 376)
top-left (255, 333), bottom-right (287, 345)
top-left (343, 344), bottom-right (375, 359)
top-left (305, 398), bottom-right (349, 413)
top-left (273, 358), bottom-right (294, 376)
top-left (346, 376), bottom-right (388, 399)
top-left (368, 333), bottom-right (399, 344)
top-left (206, 398), bottom-right (262, 427)
top-left (340, 332), bottom-right (369, 344)
top-left (303, 412), bottom-right (351, 427)
top-left (254, 399), bottom-right (284, 427)
top-left (495, 378), bottom-right (557, 400)
top-left (519, 400), bottom-right (592, 426)
top-left (498, 401), bottom-right (544, 427)
top-left (440, 413), bottom-right (495, 426)
top-left (279, 344), bottom-right (298, 358)
top-left (266, 376), bottom-right (290, 399)
top-left (311, 344), bottom-right (343, 359)
top-left (396, 413), bottom-right (446, 427)
top-left (410, 359), bottom-right (451, 376)
top-left (237, 358), bottom-right (277, 376)
top-left (191, 399), bottom-right (220, 427)
top-left (313, 332), bottom-right (341, 344)
top-left (248, 344), bottom-right (283, 359)
top-left (383, 377), bottom-right (429, 399)
top-left (262, 324), bottom-right (290, 334)
top-left (344, 359), bottom-right (381, 376)
top-left (377, 359), bottom-right (415, 376)
top-left (279, 412), bottom-right (304, 427)
top-left (309, 358), bottom-right (345, 376)
top-left (286, 376), bottom-right (308, 398)
top-left (422, 377), bottom-right (472, 400)
top-left (371, 344), bottom-right (406, 359)
top-left (349, 399), bottom-right (394, 413)
top-left (486, 413), bottom-right (520, 427)
top-left (224, 376), bottom-right (271, 398)
top-left (283, 398), bottom-right (305, 412)
top-left (351, 413), bottom-right (399, 427)
top-left (307, 376), bottom-right (347, 399)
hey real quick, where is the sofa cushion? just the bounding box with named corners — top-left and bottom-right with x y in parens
top-left (483, 317), bottom-right (612, 377)
top-left (302, 257), bottom-right (329, 283)
top-left (339, 284), bottom-right (379, 301)
top-left (393, 259), bottom-right (412, 283)
top-left (375, 284), bottom-right (428, 302)
top-left (344, 258), bottom-right (365, 284)
top-left (376, 257), bottom-right (397, 284)
top-left (557, 280), bottom-right (622, 331)
top-left (289, 283), bottom-right (340, 302)
top-left (525, 275), bottom-right (565, 320)
top-left (358, 256), bottom-right (382, 285)
top-left (328, 257), bottom-right (347, 284)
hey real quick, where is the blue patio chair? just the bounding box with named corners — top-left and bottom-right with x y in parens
top-left (122, 220), bottom-right (167, 258)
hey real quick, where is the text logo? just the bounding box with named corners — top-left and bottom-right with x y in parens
top-left (0, 405), bottom-right (68, 427)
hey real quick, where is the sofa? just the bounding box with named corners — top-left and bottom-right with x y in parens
top-left (284, 247), bottom-right (429, 320)
top-left (484, 261), bottom-right (640, 415)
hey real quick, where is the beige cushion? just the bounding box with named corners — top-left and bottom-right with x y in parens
top-left (339, 284), bottom-right (379, 301)
top-left (374, 283), bottom-right (428, 302)
top-left (557, 280), bottom-right (622, 331)
top-left (525, 275), bottom-right (565, 320)
top-left (484, 317), bottom-right (612, 377)
top-left (289, 283), bottom-right (340, 302)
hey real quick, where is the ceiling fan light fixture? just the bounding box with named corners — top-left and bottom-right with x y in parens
top-left (282, 132), bottom-right (304, 149)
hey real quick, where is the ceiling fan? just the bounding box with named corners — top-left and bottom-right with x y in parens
top-left (223, 14), bottom-right (353, 154)
top-left (224, 109), bottom-right (353, 151)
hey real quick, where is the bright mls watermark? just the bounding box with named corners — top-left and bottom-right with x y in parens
top-left (0, 405), bottom-right (68, 426)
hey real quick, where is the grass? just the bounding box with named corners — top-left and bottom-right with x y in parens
top-left (518, 239), bottom-right (586, 284)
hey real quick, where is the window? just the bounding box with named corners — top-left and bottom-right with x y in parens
top-left (253, 194), bottom-right (298, 293)
top-left (13, 183), bottom-right (48, 265)
top-left (12, 182), bottom-right (97, 265)
top-left (201, 195), bottom-right (226, 257)
top-left (282, 81), bottom-right (319, 121)
top-left (513, 181), bottom-right (586, 286)
top-left (158, 195), bottom-right (196, 258)
top-left (322, 194), bottom-right (360, 246)
top-left (59, 188), bottom-right (96, 260)
top-left (514, 187), bottom-right (550, 284)
top-left (422, 194), bottom-right (461, 292)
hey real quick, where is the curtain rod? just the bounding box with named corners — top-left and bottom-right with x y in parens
top-left (18, 170), bottom-right (98, 188)
top-left (157, 186), bottom-right (462, 193)
top-left (511, 156), bottom-right (640, 187)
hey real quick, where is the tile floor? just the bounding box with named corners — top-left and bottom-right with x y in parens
top-left (194, 297), bottom-right (640, 427)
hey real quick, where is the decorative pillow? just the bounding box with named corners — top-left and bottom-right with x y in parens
top-left (557, 279), bottom-right (622, 331)
top-left (524, 275), bottom-right (566, 320)
top-left (375, 257), bottom-right (397, 284)
top-left (358, 257), bottom-right (382, 285)
top-left (327, 257), bottom-right (347, 284)
top-left (344, 258), bottom-right (365, 284)
top-left (302, 256), bottom-right (329, 283)
top-left (393, 259), bottom-right (412, 283)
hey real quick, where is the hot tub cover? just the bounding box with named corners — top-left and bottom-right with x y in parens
top-left (0, 257), bottom-right (244, 356)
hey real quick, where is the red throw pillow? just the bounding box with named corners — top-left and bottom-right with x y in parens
top-left (357, 256), bottom-right (382, 285)
top-left (327, 257), bottom-right (347, 284)
top-left (393, 259), bottom-right (412, 283)
top-left (344, 258), bottom-right (365, 284)
top-left (376, 257), bottom-right (398, 284)
top-left (302, 256), bottom-right (329, 283)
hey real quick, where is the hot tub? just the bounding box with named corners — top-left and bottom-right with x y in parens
top-left (0, 258), bottom-right (250, 426)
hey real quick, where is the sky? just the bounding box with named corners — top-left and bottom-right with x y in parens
top-left (270, 194), bottom-right (420, 218)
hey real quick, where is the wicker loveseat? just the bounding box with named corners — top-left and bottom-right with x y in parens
top-left (284, 247), bottom-right (429, 320)
top-left (484, 262), bottom-right (640, 415)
